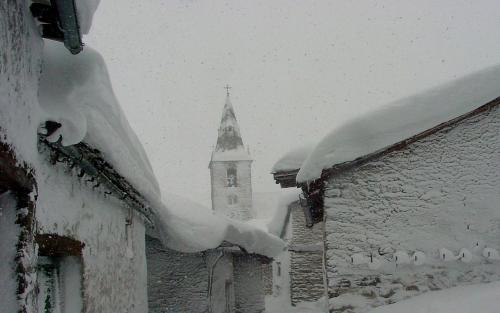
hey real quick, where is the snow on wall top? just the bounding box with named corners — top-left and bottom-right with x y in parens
top-left (297, 65), bottom-right (500, 183)
top-left (152, 192), bottom-right (285, 257)
top-left (75, 0), bottom-right (101, 34)
top-left (271, 144), bottom-right (315, 173)
top-left (38, 41), bottom-right (161, 202)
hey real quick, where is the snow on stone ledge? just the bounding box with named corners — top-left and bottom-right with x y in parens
top-left (75, 0), bottom-right (101, 34)
top-left (38, 41), bottom-right (160, 202)
top-left (297, 65), bottom-right (500, 183)
top-left (152, 193), bottom-right (286, 257)
top-left (271, 144), bottom-right (315, 173)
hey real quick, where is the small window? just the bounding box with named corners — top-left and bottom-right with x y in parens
top-left (226, 167), bottom-right (237, 187)
top-left (228, 194), bottom-right (238, 205)
top-left (36, 234), bottom-right (84, 313)
top-left (276, 261), bottom-right (281, 277)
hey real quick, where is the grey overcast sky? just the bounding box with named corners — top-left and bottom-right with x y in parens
top-left (86, 0), bottom-right (500, 206)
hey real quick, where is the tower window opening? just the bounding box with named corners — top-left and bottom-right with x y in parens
top-left (226, 167), bottom-right (237, 187)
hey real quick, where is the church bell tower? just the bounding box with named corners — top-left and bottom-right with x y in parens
top-left (209, 87), bottom-right (253, 221)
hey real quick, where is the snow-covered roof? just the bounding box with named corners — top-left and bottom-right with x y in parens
top-left (39, 41), bottom-right (161, 202)
top-left (151, 193), bottom-right (286, 257)
top-left (38, 43), bottom-right (282, 257)
top-left (296, 65), bottom-right (500, 183)
top-left (271, 144), bottom-right (315, 173)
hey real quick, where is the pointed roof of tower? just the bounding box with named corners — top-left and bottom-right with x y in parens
top-left (211, 94), bottom-right (252, 162)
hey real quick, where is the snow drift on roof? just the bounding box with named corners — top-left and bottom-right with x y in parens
top-left (38, 42), bottom-right (280, 257)
top-left (297, 65), bottom-right (500, 183)
top-left (271, 144), bottom-right (315, 173)
top-left (38, 41), bottom-right (161, 202)
top-left (152, 193), bottom-right (286, 257)
top-left (75, 0), bottom-right (101, 34)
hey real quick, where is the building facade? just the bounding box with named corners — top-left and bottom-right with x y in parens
top-left (323, 101), bottom-right (500, 312)
top-left (273, 96), bottom-right (500, 312)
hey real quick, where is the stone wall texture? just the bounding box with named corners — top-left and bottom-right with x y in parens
top-left (233, 255), bottom-right (266, 313)
top-left (262, 262), bottom-right (273, 295)
top-left (210, 161), bottom-right (253, 220)
top-left (289, 201), bottom-right (326, 305)
top-left (324, 104), bottom-right (500, 312)
top-left (0, 192), bottom-right (21, 312)
top-left (146, 236), bottom-right (209, 313)
top-left (0, 0), bottom-right (43, 163)
top-left (36, 161), bottom-right (149, 313)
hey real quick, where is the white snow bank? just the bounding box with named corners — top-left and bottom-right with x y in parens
top-left (38, 41), bottom-right (161, 202)
top-left (153, 193), bottom-right (285, 257)
top-left (152, 193), bottom-right (227, 252)
top-left (297, 65), bottom-right (500, 183)
top-left (75, 0), bottom-right (101, 34)
top-left (271, 144), bottom-right (315, 173)
top-left (368, 281), bottom-right (500, 313)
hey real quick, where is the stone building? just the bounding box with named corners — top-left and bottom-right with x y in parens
top-left (146, 94), bottom-right (278, 313)
top-left (287, 201), bottom-right (327, 305)
top-left (0, 3), bottom-right (158, 311)
top-left (268, 198), bottom-right (327, 307)
top-left (273, 68), bottom-right (500, 312)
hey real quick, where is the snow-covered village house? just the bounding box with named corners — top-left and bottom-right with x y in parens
top-left (272, 67), bottom-right (500, 312)
top-left (1, 1), bottom-right (162, 311)
top-left (1, 2), bottom-right (284, 313)
top-left (146, 94), bottom-right (283, 313)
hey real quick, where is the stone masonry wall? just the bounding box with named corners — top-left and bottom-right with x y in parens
top-left (36, 161), bottom-right (149, 313)
top-left (0, 0), bottom-right (43, 163)
top-left (0, 192), bottom-right (21, 312)
top-left (262, 262), bottom-right (273, 295)
top-left (146, 236), bottom-right (209, 313)
top-left (324, 105), bottom-right (500, 312)
top-left (233, 255), bottom-right (265, 313)
top-left (289, 201), bottom-right (326, 305)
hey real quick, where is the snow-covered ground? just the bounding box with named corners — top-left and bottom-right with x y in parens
top-left (368, 282), bottom-right (500, 313)
top-left (267, 282), bottom-right (500, 313)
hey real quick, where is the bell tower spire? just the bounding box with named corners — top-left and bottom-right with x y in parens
top-left (209, 88), bottom-right (253, 220)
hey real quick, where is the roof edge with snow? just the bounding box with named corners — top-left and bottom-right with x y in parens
top-left (274, 98), bottom-right (500, 188)
top-left (316, 98), bottom-right (500, 181)
top-left (297, 65), bottom-right (500, 183)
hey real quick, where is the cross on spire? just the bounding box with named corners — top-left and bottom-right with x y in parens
top-left (224, 84), bottom-right (232, 96)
